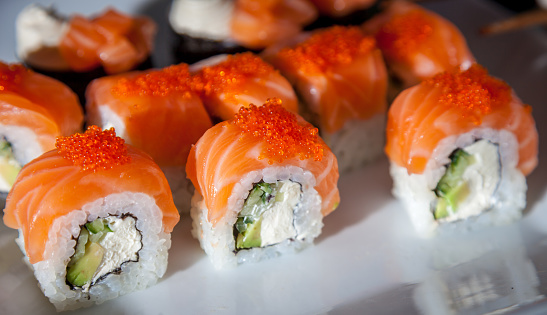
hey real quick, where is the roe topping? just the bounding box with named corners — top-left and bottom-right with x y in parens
top-left (233, 98), bottom-right (324, 164)
top-left (0, 63), bottom-right (27, 92)
top-left (193, 52), bottom-right (275, 97)
top-left (111, 63), bottom-right (195, 98)
top-left (425, 64), bottom-right (512, 124)
top-left (56, 125), bottom-right (130, 171)
top-left (277, 26), bottom-right (376, 75)
top-left (375, 9), bottom-right (434, 61)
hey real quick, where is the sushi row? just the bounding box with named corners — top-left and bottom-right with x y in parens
top-left (0, 0), bottom-right (540, 312)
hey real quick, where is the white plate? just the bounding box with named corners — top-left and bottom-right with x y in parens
top-left (1, 0), bottom-right (547, 314)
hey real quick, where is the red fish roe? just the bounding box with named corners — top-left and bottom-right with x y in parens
top-left (278, 26), bottom-right (376, 75)
top-left (426, 64), bottom-right (512, 124)
top-left (56, 125), bottom-right (130, 172)
top-left (194, 52), bottom-right (274, 97)
top-left (375, 9), bottom-right (434, 61)
top-left (0, 63), bottom-right (27, 92)
top-left (111, 63), bottom-right (195, 98)
top-left (233, 98), bottom-right (324, 164)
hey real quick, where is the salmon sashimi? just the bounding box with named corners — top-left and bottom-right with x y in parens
top-left (385, 64), bottom-right (537, 176)
top-left (3, 126), bottom-right (179, 265)
top-left (310, 0), bottom-right (377, 17)
top-left (187, 98), bottom-right (339, 226)
top-left (86, 63), bottom-right (212, 167)
top-left (362, 1), bottom-right (475, 87)
top-left (264, 26), bottom-right (388, 134)
top-left (230, 0), bottom-right (318, 49)
top-left (191, 52), bottom-right (298, 121)
top-left (59, 8), bottom-right (156, 74)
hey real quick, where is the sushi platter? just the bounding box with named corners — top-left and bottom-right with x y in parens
top-left (1, 0), bottom-right (547, 314)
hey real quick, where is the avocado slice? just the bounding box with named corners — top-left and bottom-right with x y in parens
top-left (236, 217), bottom-right (263, 249)
top-left (433, 149), bottom-right (475, 219)
top-left (66, 218), bottom-right (113, 287)
top-left (66, 242), bottom-right (105, 287)
top-left (0, 139), bottom-right (21, 188)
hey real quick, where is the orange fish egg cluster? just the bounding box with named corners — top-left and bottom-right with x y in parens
top-left (56, 125), bottom-right (130, 171)
top-left (375, 10), bottom-right (434, 61)
top-left (233, 98), bottom-right (324, 164)
top-left (426, 64), bottom-right (512, 123)
top-left (0, 63), bottom-right (26, 92)
top-left (194, 52), bottom-right (274, 96)
top-left (278, 26), bottom-right (376, 75)
top-left (111, 63), bottom-right (195, 98)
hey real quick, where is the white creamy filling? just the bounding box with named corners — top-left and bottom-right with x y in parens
top-left (260, 181), bottom-right (300, 247)
top-left (91, 216), bottom-right (142, 286)
top-left (16, 4), bottom-right (70, 70)
top-left (169, 0), bottom-right (234, 41)
top-left (441, 140), bottom-right (501, 222)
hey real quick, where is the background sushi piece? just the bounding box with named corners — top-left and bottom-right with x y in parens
top-left (86, 63), bottom-right (212, 213)
top-left (190, 52), bottom-right (299, 122)
top-left (263, 26), bottom-right (388, 173)
top-left (16, 5), bottom-right (157, 104)
top-left (0, 62), bottom-right (83, 194)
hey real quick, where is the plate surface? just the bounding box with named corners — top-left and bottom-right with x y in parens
top-left (1, 0), bottom-right (547, 314)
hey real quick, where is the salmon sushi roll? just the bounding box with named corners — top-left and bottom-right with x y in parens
top-left (0, 62), bottom-right (83, 193)
top-left (3, 126), bottom-right (180, 311)
top-left (362, 1), bottom-right (475, 92)
top-left (186, 99), bottom-right (339, 268)
top-left (190, 52), bottom-right (298, 122)
top-left (385, 65), bottom-right (538, 236)
top-left (86, 63), bottom-right (213, 212)
top-left (169, 0), bottom-right (318, 63)
top-left (16, 5), bottom-right (156, 102)
top-left (263, 26), bottom-right (388, 173)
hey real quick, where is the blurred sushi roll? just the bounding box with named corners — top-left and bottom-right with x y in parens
top-left (385, 65), bottom-right (538, 237)
top-left (16, 4), bottom-right (156, 103)
top-left (263, 26), bottom-right (388, 173)
top-left (86, 63), bottom-right (212, 213)
top-left (186, 99), bottom-right (339, 269)
top-left (190, 52), bottom-right (299, 122)
top-left (0, 62), bottom-right (83, 194)
top-left (362, 1), bottom-right (475, 96)
top-left (169, 0), bottom-right (318, 63)
top-left (2, 126), bottom-right (180, 311)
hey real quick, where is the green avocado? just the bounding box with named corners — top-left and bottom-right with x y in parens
top-left (0, 140), bottom-right (21, 188)
top-left (434, 149), bottom-right (475, 219)
top-left (66, 242), bottom-right (105, 287)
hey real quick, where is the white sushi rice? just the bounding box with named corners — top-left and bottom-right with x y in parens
top-left (15, 192), bottom-right (171, 311)
top-left (322, 113), bottom-right (386, 174)
top-left (390, 128), bottom-right (526, 237)
top-left (190, 165), bottom-right (323, 269)
top-left (16, 4), bottom-right (70, 71)
top-left (169, 0), bottom-right (234, 41)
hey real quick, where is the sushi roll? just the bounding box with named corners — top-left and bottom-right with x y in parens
top-left (362, 1), bottom-right (475, 92)
top-left (169, 0), bottom-right (318, 63)
top-left (0, 62), bottom-right (83, 194)
top-left (186, 99), bottom-right (339, 269)
top-left (263, 26), bottom-right (388, 173)
top-left (16, 4), bottom-right (156, 102)
top-left (190, 52), bottom-right (299, 122)
top-left (385, 65), bottom-right (538, 236)
top-left (2, 126), bottom-right (180, 311)
top-left (86, 63), bottom-right (213, 212)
